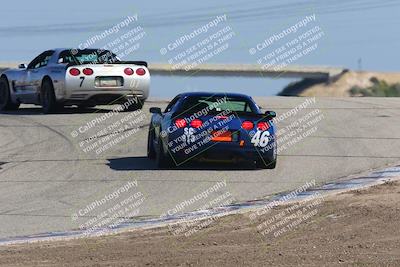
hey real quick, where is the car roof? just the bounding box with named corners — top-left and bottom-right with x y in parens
top-left (177, 92), bottom-right (252, 99)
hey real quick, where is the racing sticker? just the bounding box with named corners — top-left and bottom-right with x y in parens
top-left (183, 127), bottom-right (196, 144)
top-left (251, 130), bottom-right (270, 147)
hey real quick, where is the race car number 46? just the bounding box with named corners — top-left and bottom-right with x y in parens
top-left (251, 130), bottom-right (270, 147)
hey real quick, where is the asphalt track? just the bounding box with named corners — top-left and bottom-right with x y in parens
top-left (0, 97), bottom-right (400, 239)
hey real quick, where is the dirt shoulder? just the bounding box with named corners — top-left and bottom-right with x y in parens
top-left (1, 181), bottom-right (400, 267)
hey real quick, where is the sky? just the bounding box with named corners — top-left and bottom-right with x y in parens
top-left (0, 0), bottom-right (399, 97)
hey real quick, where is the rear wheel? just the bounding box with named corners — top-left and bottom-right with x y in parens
top-left (257, 140), bottom-right (277, 169)
top-left (0, 77), bottom-right (19, 111)
top-left (147, 127), bottom-right (156, 159)
top-left (156, 138), bottom-right (173, 168)
top-left (41, 79), bottom-right (58, 114)
top-left (122, 98), bottom-right (144, 112)
top-left (256, 159), bottom-right (276, 169)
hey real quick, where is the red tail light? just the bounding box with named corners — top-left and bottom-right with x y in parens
top-left (82, 68), bottom-right (93, 75)
top-left (124, 68), bottom-right (134, 75)
top-left (136, 68), bottom-right (146, 76)
top-left (257, 122), bottom-right (270, 131)
top-left (241, 121), bottom-right (254, 130)
top-left (69, 68), bottom-right (80, 76)
top-left (190, 119), bottom-right (203, 128)
top-left (175, 118), bottom-right (187, 128)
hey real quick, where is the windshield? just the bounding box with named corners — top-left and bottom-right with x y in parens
top-left (59, 49), bottom-right (119, 65)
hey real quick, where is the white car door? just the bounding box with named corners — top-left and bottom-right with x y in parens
top-left (23, 51), bottom-right (54, 103)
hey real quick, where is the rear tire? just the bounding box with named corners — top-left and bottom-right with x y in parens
top-left (257, 139), bottom-right (277, 169)
top-left (147, 127), bottom-right (156, 159)
top-left (122, 98), bottom-right (144, 112)
top-left (0, 76), bottom-right (20, 111)
top-left (256, 159), bottom-right (276, 169)
top-left (41, 79), bottom-right (58, 114)
top-left (156, 138), bottom-right (173, 168)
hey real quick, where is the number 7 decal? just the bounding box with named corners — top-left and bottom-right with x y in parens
top-left (79, 77), bottom-right (85, 87)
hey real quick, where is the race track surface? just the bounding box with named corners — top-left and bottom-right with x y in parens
top-left (0, 97), bottom-right (399, 239)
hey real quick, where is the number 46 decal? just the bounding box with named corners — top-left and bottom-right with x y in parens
top-left (251, 130), bottom-right (270, 147)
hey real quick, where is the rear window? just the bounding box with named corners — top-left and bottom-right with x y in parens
top-left (179, 96), bottom-right (256, 114)
top-left (59, 49), bottom-right (119, 65)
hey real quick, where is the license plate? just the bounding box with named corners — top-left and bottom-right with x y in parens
top-left (211, 130), bottom-right (232, 142)
top-left (95, 76), bottom-right (123, 87)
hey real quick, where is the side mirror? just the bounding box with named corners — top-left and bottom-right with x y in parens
top-left (18, 63), bottom-right (27, 69)
top-left (149, 107), bottom-right (162, 114)
top-left (265, 110), bottom-right (276, 119)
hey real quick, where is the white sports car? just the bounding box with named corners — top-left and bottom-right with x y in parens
top-left (0, 48), bottom-right (150, 113)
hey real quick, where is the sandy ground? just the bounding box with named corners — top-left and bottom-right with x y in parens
top-left (0, 179), bottom-right (399, 267)
top-left (300, 71), bottom-right (400, 97)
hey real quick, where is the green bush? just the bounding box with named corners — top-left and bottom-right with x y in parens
top-left (350, 78), bottom-right (400, 97)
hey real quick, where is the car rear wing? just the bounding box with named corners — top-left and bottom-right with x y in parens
top-left (237, 112), bottom-right (277, 122)
top-left (115, 61), bottom-right (148, 67)
top-left (175, 111), bottom-right (276, 121)
top-left (66, 61), bottom-right (148, 67)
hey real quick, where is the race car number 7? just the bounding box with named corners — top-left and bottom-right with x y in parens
top-left (79, 77), bottom-right (85, 87)
top-left (251, 130), bottom-right (270, 147)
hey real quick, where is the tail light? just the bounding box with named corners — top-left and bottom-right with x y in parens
top-left (257, 122), bottom-right (270, 131)
top-left (69, 68), bottom-right (80, 76)
top-left (124, 68), bottom-right (134, 75)
top-left (82, 68), bottom-right (93, 75)
top-left (241, 121), bottom-right (254, 130)
top-left (136, 68), bottom-right (146, 76)
top-left (190, 119), bottom-right (203, 128)
top-left (175, 118), bottom-right (187, 128)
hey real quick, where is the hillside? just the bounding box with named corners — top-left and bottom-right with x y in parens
top-left (280, 71), bottom-right (400, 97)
